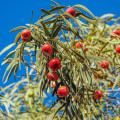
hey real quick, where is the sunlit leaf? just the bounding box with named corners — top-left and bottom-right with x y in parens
top-left (0, 43), bottom-right (15, 56)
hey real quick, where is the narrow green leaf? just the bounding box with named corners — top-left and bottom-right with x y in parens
top-left (40, 9), bottom-right (51, 15)
top-left (36, 14), bottom-right (56, 24)
top-left (10, 26), bottom-right (27, 32)
top-left (2, 60), bottom-right (15, 82)
top-left (101, 14), bottom-right (115, 19)
top-left (3, 63), bottom-right (17, 84)
top-left (52, 103), bottom-right (66, 120)
top-left (41, 22), bottom-right (51, 37)
top-left (115, 17), bottom-right (120, 23)
top-left (0, 43), bottom-right (15, 56)
top-left (60, 15), bottom-right (77, 34)
top-left (78, 14), bottom-right (96, 25)
top-left (1, 58), bottom-right (13, 65)
top-left (49, 6), bottom-right (66, 12)
top-left (112, 74), bottom-right (120, 90)
top-left (14, 63), bottom-right (19, 79)
top-left (53, 24), bottom-right (62, 38)
top-left (15, 32), bottom-right (21, 46)
top-left (5, 50), bottom-right (15, 59)
top-left (0, 83), bottom-right (15, 93)
top-left (86, 55), bottom-right (112, 62)
top-left (73, 5), bottom-right (96, 18)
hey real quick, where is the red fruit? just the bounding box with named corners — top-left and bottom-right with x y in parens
top-left (51, 82), bottom-right (56, 88)
top-left (75, 42), bottom-right (88, 52)
top-left (94, 90), bottom-right (103, 100)
top-left (66, 7), bottom-right (76, 18)
top-left (94, 74), bottom-right (99, 79)
top-left (116, 45), bottom-right (120, 53)
top-left (75, 42), bottom-right (83, 48)
top-left (82, 43), bottom-right (88, 52)
top-left (21, 29), bottom-right (31, 40)
top-left (48, 72), bottom-right (58, 81)
top-left (21, 36), bottom-right (30, 42)
top-left (57, 86), bottom-right (69, 98)
top-left (99, 60), bottom-right (109, 69)
top-left (42, 44), bottom-right (53, 54)
top-left (49, 58), bottom-right (61, 71)
top-left (111, 29), bottom-right (120, 38)
top-left (94, 71), bottom-right (101, 79)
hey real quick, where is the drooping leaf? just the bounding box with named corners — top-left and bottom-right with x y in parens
top-left (101, 14), bottom-right (115, 19)
top-left (41, 22), bottom-right (51, 37)
top-left (36, 14), bottom-right (56, 24)
top-left (73, 5), bottom-right (96, 18)
top-left (3, 63), bottom-right (17, 84)
top-left (112, 74), bottom-right (120, 90)
top-left (2, 60), bottom-right (15, 82)
top-left (0, 43), bottom-right (15, 56)
top-left (5, 50), bottom-right (16, 59)
top-left (10, 26), bottom-right (27, 32)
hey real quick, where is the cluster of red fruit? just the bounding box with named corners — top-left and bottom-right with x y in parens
top-left (42, 43), bottom-right (69, 98)
top-left (75, 41), bottom-right (88, 52)
top-left (111, 29), bottom-right (120, 53)
top-left (21, 9), bottom-right (120, 100)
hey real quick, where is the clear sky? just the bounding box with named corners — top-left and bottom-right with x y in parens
top-left (0, 0), bottom-right (120, 89)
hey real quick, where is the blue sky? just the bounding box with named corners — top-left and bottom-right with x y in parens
top-left (0, 0), bottom-right (120, 95)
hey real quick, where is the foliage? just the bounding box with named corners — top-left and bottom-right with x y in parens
top-left (0, 0), bottom-right (120, 119)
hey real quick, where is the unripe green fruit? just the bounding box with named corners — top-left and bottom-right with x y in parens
top-left (28, 89), bottom-right (34, 97)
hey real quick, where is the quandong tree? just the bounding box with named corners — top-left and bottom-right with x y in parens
top-left (0, 0), bottom-right (120, 119)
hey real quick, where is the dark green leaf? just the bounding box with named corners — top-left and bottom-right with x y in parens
top-left (52, 24), bottom-right (62, 38)
top-left (52, 103), bottom-right (66, 120)
top-left (41, 22), bottom-right (51, 37)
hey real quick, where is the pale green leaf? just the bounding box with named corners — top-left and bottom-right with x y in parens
top-left (10, 26), bottom-right (27, 32)
top-left (5, 50), bottom-right (16, 59)
top-left (2, 60), bottom-right (15, 82)
top-left (101, 14), bottom-right (115, 19)
top-left (112, 74), bottom-right (120, 90)
top-left (73, 4), bottom-right (96, 18)
top-left (15, 32), bottom-right (21, 46)
top-left (3, 63), bottom-right (17, 83)
top-left (0, 43), bottom-right (15, 56)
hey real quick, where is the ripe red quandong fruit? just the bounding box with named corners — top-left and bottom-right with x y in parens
top-left (66, 7), bottom-right (76, 18)
top-left (49, 58), bottom-right (61, 71)
top-left (75, 42), bottom-right (83, 48)
top-left (21, 29), bottom-right (31, 42)
top-left (42, 44), bottom-right (53, 54)
top-left (57, 86), bottom-right (69, 98)
top-left (94, 71), bottom-right (102, 79)
top-left (111, 29), bottom-right (120, 38)
top-left (99, 60), bottom-right (109, 69)
top-left (75, 41), bottom-right (88, 52)
top-left (116, 45), bottom-right (120, 53)
top-left (47, 72), bottom-right (58, 81)
top-left (94, 90), bottom-right (103, 100)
